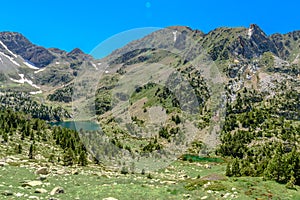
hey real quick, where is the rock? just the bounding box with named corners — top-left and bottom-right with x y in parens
top-left (160, 180), bottom-right (176, 185)
top-left (103, 197), bottom-right (118, 200)
top-left (38, 175), bottom-right (48, 181)
top-left (1, 190), bottom-right (13, 196)
top-left (35, 167), bottom-right (49, 175)
top-left (201, 196), bottom-right (208, 200)
top-left (224, 193), bottom-right (231, 198)
top-left (50, 186), bottom-right (64, 195)
top-left (183, 194), bottom-right (191, 198)
top-left (56, 169), bottom-right (66, 175)
top-left (28, 196), bottom-right (39, 199)
top-left (72, 169), bottom-right (79, 175)
top-left (0, 162), bottom-right (7, 167)
top-left (15, 192), bottom-right (23, 197)
top-left (22, 181), bottom-right (43, 187)
top-left (204, 164), bottom-right (211, 169)
top-left (35, 188), bottom-right (48, 194)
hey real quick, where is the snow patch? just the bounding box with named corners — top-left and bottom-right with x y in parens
top-left (91, 62), bottom-right (98, 70)
top-left (172, 31), bottom-right (178, 42)
top-left (30, 90), bottom-right (42, 95)
top-left (0, 57), bottom-right (3, 64)
top-left (248, 27), bottom-right (254, 38)
top-left (23, 61), bottom-right (39, 70)
top-left (292, 54), bottom-right (299, 64)
top-left (0, 52), bottom-right (20, 66)
top-left (10, 74), bottom-right (40, 89)
top-left (34, 68), bottom-right (46, 74)
top-left (0, 40), bottom-right (18, 58)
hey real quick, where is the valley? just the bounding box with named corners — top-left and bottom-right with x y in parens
top-left (0, 24), bottom-right (299, 199)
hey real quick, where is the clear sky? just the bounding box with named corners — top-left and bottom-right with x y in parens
top-left (0, 0), bottom-right (299, 54)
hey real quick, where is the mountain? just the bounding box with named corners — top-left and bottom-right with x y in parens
top-left (0, 24), bottom-right (299, 92)
top-left (0, 24), bottom-right (300, 199)
top-left (108, 24), bottom-right (300, 62)
top-left (0, 31), bottom-right (96, 93)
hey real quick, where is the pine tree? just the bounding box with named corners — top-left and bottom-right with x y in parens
top-left (225, 162), bottom-right (232, 177)
top-left (17, 144), bottom-right (22, 154)
top-left (231, 158), bottom-right (240, 177)
top-left (63, 148), bottom-right (75, 166)
top-left (78, 151), bottom-right (88, 166)
top-left (286, 176), bottom-right (296, 189)
top-left (3, 132), bottom-right (8, 142)
top-left (265, 144), bottom-right (284, 182)
top-left (30, 131), bottom-right (35, 141)
top-left (28, 143), bottom-right (35, 159)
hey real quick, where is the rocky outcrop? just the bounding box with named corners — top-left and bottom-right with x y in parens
top-left (270, 30), bottom-right (300, 60)
top-left (204, 24), bottom-right (279, 61)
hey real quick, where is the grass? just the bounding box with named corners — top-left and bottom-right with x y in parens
top-left (181, 154), bottom-right (224, 163)
top-left (0, 159), bottom-right (300, 200)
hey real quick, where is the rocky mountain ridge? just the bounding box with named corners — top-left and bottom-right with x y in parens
top-left (0, 31), bottom-right (89, 68)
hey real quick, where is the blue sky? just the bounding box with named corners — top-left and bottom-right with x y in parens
top-left (0, 0), bottom-right (299, 55)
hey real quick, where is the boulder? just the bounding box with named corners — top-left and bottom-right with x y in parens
top-left (38, 175), bottom-right (48, 181)
top-left (35, 167), bottom-right (49, 175)
top-left (1, 190), bottom-right (13, 196)
top-left (72, 169), bottom-right (79, 175)
top-left (0, 161), bottom-right (7, 167)
top-left (34, 188), bottom-right (47, 194)
top-left (22, 181), bottom-right (43, 187)
top-left (28, 196), bottom-right (39, 199)
top-left (50, 186), bottom-right (64, 195)
top-left (103, 198), bottom-right (118, 200)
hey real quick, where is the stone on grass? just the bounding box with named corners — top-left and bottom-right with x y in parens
top-left (103, 197), bottom-right (118, 200)
top-left (35, 188), bottom-right (48, 193)
top-left (28, 196), bottom-right (39, 199)
top-left (50, 186), bottom-right (65, 195)
top-left (35, 167), bottom-right (49, 175)
top-left (72, 169), bottom-right (79, 175)
top-left (22, 181), bottom-right (43, 187)
top-left (38, 175), bottom-right (48, 181)
top-left (15, 192), bottom-right (23, 197)
top-left (0, 162), bottom-right (7, 167)
top-left (1, 190), bottom-right (13, 196)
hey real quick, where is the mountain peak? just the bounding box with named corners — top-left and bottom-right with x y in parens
top-left (67, 48), bottom-right (91, 60)
top-left (248, 24), bottom-right (266, 38)
top-left (68, 48), bottom-right (85, 55)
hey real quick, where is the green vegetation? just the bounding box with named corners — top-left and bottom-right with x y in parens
top-left (0, 109), bottom-right (88, 166)
top-left (47, 84), bottom-right (73, 103)
top-left (181, 154), bottom-right (224, 163)
top-left (0, 91), bottom-right (70, 121)
top-left (217, 88), bottom-right (300, 186)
